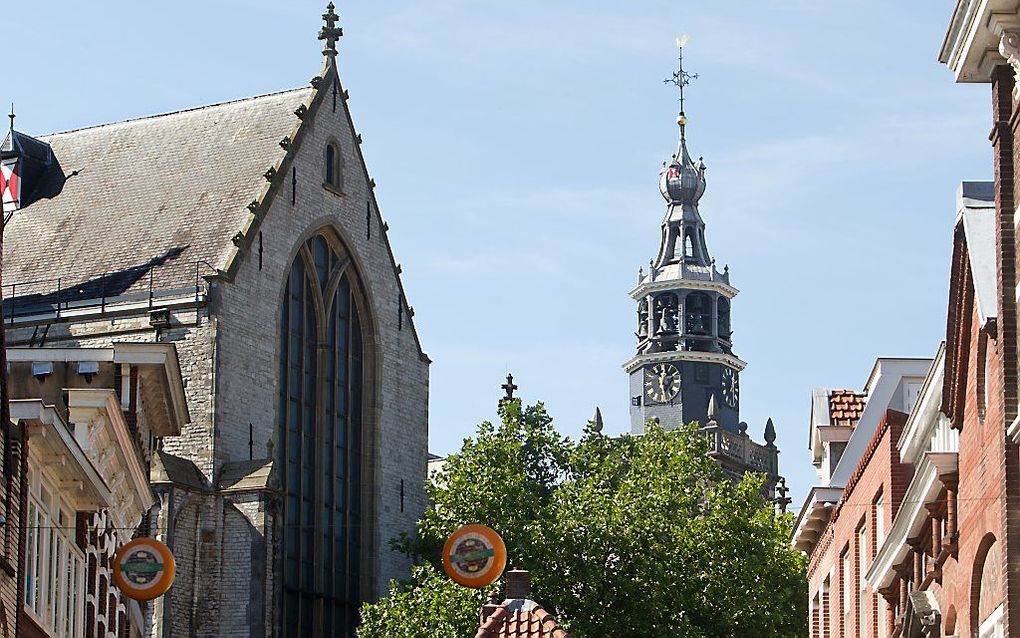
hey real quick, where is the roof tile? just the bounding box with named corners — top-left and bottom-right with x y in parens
top-left (827, 389), bottom-right (866, 428)
top-left (476, 601), bottom-right (570, 638)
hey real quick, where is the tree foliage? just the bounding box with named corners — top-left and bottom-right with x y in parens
top-left (359, 400), bottom-right (807, 637)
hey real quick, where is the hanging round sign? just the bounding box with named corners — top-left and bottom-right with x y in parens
top-left (442, 524), bottom-right (507, 588)
top-left (113, 538), bottom-right (176, 601)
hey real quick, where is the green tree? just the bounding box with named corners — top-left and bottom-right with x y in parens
top-left (359, 400), bottom-right (807, 638)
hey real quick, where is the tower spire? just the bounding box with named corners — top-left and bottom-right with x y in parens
top-left (665, 35), bottom-right (698, 155)
top-left (318, 3), bottom-right (343, 61)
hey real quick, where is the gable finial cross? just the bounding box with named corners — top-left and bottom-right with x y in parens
top-left (499, 373), bottom-right (518, 406)
top-left (7, 104), bottom-right (13, 134)
top-left (319, 2), bottom-right (343, 59)
top-left (774, 477), bottom-right (792, 515)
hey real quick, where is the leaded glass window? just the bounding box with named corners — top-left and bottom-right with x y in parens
top-left (278, 232), bottom-right (364, 636)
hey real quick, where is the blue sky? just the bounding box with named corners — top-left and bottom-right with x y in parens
top-left (4, 1), bottom-right (990, 510)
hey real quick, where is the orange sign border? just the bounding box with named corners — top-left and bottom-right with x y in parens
top-left (442, 524), bottom-right (507, 588)
top-left (113, 538), bottom-right (176, 601)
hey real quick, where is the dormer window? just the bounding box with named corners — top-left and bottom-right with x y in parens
top-left (324, 140), bottom-right (344, 192)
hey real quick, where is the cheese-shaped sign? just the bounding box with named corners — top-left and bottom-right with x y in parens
top-left (113, 538), bottom-right (176, 601)
top-left (442, 524), bottom-right (507, 588)
top-left (1, 158), bottom-right (19, 213)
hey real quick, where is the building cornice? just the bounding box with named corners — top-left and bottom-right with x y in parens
top-left (940, 1), bottom-right (1020, 82)
top-left (622, 350), bottom-right (747, 374)
top-left (629, 277), bottom-right (738, 301)
top-left (791, 485), bottom-right (843, 554)
top-left (67, 389), bottom-right (155, 530)
top-left (8, 343), bottom-right (190, 434)
top-left (11, 399), bottom-right (114, 512)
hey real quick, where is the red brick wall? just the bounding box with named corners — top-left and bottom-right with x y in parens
top-left (918, 66), bottom-right (1017, 635)
top-left (936, 297), bottom-right (1007, 635)
top-left (805, 410), bottom-right (908, 637)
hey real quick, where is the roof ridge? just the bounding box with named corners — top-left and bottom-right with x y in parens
top-left (42, 86), bottom-right (310, 138)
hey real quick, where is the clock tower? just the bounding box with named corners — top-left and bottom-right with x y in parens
top-left (621, 39), bottom-right (781, 495)
top-left (624, 40), bottom-right (745, 436)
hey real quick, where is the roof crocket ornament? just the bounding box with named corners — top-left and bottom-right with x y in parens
top-left (319, 2), bottom-right (343, 60)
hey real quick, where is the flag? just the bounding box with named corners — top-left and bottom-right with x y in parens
top-left (1, 158), bottom-right (19, 212)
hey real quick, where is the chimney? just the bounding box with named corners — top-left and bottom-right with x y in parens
top-left (479, 589), bottom-right (501, 623)
top-left (506, 568), bottom-right (530, 600)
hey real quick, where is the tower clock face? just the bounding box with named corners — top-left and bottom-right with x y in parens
top-left (721, 367), bottom-right (739, 408)
top-left (644, 363), bottom-right (681, 403)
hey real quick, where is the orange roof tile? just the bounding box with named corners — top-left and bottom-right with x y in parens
top-left (827, 389), bottom-right (866, 428)
top-left (475, 601), bottom-right (570, 638)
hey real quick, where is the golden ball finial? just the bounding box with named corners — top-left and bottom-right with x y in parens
top-left (677, 114), bottom-right (688, 127)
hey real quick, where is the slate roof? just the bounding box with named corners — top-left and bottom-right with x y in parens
top-left (958, 181), bottom-right (997, 324)
top-left (150, 450), bottom-right (206, 490)
top-left (217, 458), bottom-right (275, 491)
top-left (2, 87), bottom-right (313, 293)
top-left (828, 389), bottom-right (866, 428)
top-left (476, 600), bottom-right (570, 638)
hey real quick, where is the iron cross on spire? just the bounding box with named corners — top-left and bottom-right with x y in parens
top-left (319, 2), bottom-right (343, 58)
top-left (664, 35), bottom-right (698, 117)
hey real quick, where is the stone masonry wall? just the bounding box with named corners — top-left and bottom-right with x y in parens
top-left (211, 64), bottom-right (429, 619)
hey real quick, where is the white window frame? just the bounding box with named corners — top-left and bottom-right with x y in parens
top-left (875, 494), bottom-right (885, 547)
top-left (858, 525), bottom-right (868, 634)
top-left (24, 468), bottom-right (85, 638)
top-left (842, 548), bottom-right (852, 631)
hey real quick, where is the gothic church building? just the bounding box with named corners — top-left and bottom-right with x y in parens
top-left (1, 5), bottom-right (428, 636)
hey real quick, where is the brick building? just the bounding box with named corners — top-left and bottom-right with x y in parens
top-left (792, 181), bottom-right (1004, 637)
top-left (791, 358), bottom-right (931, 637)
top-left (792, 0), bottom-right (1020, 631)
top-left (0, 4), bottom-right (429, 636)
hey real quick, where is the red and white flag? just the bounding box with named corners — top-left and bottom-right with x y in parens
top-left (1, 158), bottom-right (20, 212)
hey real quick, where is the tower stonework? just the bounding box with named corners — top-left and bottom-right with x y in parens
top-left (623, 44), bottom-right (780, 489)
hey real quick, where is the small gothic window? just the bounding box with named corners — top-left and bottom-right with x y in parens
top-left (685, 293), bottom-right (711, 336)
top-left (325, 141), bottom-right (344, 191)
top-left (684, 234), bottom-right (694, 258)
top-left (718, 297), bottom-right (731, 340)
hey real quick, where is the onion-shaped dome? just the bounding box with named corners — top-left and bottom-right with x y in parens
top-left (658, 119), bottom-right (706, 205)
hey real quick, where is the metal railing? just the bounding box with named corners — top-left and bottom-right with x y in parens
top-left (2, 260), bottom-right (215, 324)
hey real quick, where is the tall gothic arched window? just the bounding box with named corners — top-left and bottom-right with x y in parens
top-left (278, 232), bottom-right (365, 636)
